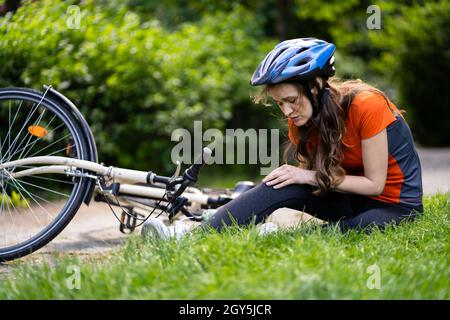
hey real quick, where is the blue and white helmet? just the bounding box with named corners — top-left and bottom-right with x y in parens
top-left (250, 38), bottom-right (336, 86)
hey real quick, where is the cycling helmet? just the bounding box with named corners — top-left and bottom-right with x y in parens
top-left (250, 38), bottom-right (336, 86)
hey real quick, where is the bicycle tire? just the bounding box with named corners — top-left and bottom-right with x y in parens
top-left (0, 87), bottom-right (91, 261)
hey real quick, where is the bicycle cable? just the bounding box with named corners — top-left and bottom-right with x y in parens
top-left (97, 175), bottom-right (176, 229)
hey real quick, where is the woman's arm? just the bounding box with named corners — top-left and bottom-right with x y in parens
top-left (263, 129), bottom-right (389, 196)
top-left (330, 129), bottom-right (388, 196)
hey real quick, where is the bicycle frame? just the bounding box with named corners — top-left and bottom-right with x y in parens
top-left (0, 156), bottom-right (212, 206)
top-left (0, 87), bottom-right (234, 261)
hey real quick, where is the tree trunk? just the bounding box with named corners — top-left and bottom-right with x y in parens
top-left (276, 0), bottom-right (292, 40)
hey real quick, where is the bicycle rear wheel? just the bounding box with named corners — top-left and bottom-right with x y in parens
top-left (0, 87), bottom-right (91, 261)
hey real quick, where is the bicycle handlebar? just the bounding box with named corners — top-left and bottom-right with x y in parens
top-left (183, 147), bottom-right (212, 183)
top-left (148, 147), bottom-right (212, 201)
top-left (152, 175), bottom-right (171, 185)
top-left (168, 147), bottom-right (212, 199)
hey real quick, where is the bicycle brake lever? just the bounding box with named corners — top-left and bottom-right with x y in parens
top-left (172, 160), bottom-right (181, 178)
top-left (167, 179), bottom-right (190, 200)
top-left (166, 148), bottom-right (212, 200)
top-left (166, 176), bottom-right (184, 191)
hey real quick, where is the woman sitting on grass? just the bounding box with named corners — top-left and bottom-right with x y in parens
top-left (143, 37), bottom-right (423, 238)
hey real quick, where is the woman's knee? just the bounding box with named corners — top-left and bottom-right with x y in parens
top-left (204, 182), bottom-right (313, 231)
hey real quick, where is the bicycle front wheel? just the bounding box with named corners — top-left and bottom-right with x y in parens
top-left (0, 87), bottom-right (91, 261)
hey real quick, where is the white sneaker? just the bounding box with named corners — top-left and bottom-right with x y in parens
top-left (258, 222), bottom-right (279, 236)
top-left (201, 208), bottom-right (218, 223)
top-left (141, 218), bottom-right (189, 241)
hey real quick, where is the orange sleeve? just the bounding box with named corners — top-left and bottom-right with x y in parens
top-left (353, 91), bottom-right (397, 140)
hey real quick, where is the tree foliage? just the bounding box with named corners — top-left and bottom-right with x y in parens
top-left (0, 0), bottom-right (448, 180)
top-left (0, 0), bottom-right (274, 171)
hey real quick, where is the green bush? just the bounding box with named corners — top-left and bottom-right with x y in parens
top-left (293, 0), bottom-right (450, 146)
top-left (0, 190), bottom-right (28, 208)
top-left (0, 0), bottom-right (272, 172)
top-left (370, 1), bottom-right (450, 146)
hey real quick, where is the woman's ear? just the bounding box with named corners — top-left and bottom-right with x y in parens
top-left (310, 77), bottom-right (324, 97)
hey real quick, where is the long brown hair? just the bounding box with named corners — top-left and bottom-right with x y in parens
top-left (254, 77), bottom-right (399, 196)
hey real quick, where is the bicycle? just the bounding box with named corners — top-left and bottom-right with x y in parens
top-left (0, 85), bottom-right (255, 262)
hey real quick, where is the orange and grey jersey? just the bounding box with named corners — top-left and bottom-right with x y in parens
top-left (288, 91), bottom-right (423, 209)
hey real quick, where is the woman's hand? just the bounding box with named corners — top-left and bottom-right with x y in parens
top-left (262, 164), bottom-right (315, 189)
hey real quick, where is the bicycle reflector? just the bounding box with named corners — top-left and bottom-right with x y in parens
top-left (66, 143), bottom-right (72, 156)
top-left (28, 125), bottom-right (48, 138)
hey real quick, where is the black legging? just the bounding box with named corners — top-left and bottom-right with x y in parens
top-left (203, 182), bottom-right (423, 232)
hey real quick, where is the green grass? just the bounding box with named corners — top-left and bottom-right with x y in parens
top-left (0, 193), bottom-right (449, 299)
top-left (196, 167), bottom-right (261, 189)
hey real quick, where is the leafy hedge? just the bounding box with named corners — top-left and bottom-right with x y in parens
top-left (0, 0), bottom-right (273, 171)
top-left (293, 0), bottom-right (450, 146)
top-left (369, 1), bottom-right (450, 146)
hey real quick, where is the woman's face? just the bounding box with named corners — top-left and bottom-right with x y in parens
top-left (269, 83), bottom-right (313, 127)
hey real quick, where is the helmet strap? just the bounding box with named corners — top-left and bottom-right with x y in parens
top-left (302, 81), bottom-right (330, 119)
top-left (302, 82), bottom-right (319, 117)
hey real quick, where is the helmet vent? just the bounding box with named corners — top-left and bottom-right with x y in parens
top-left (295, 56), bottom-right (311, 66)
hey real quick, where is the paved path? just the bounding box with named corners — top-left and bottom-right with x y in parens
top-left (1, 147), bottom-right (449, 270)
top-left (417, 147), bottom-right (450, 195)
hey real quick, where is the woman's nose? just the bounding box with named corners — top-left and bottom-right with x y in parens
top-left (281, 104), bottom-right (293, 116)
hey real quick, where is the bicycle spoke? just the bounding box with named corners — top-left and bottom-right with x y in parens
top-left (9, 100), bottom-right (11, 158)
top-left (0, 100), bottom-right (22, 160)
top-left (31, 143), bottom-right (76, 159)
top-left (8, 177), bottom-right (55, 221)
top-left (9, 165), bottom-right (75, 186)
top-left (10, 114), bottom-right (59, 161)
top-left (6, 141), bottom-right (76, 177)
top-left (11, 184), bottom-right (63, 209)
top-left (0, 181), bottom-right (7, 247)
top-left (10, 178), bottom-right (71, 198)
top-left (3, 86), bottom-right (50, 162)
top-left (25, 132), bottom-right (72, 159)
top-left (6, 201), bottom-right (20, 247)
top-left (0, 182), bottom-right (19, 247)
top-left (6, 176), bottom-right (45, 230)
top-left (0, 134), bottom-right (3, 161)
top-left (24, 173), bottom-right (75, 186)
top-left (12, 106), bottom-right (48, 162)
top-left (0, 88), bottom-right (88, 260)
top-left (2, 102), bottom-right (40, 162)
top-left (19, 115), bottom-right (59, 160)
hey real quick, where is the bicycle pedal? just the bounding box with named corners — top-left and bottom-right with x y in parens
top-left (119, 208), bottom-right (144, 234)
